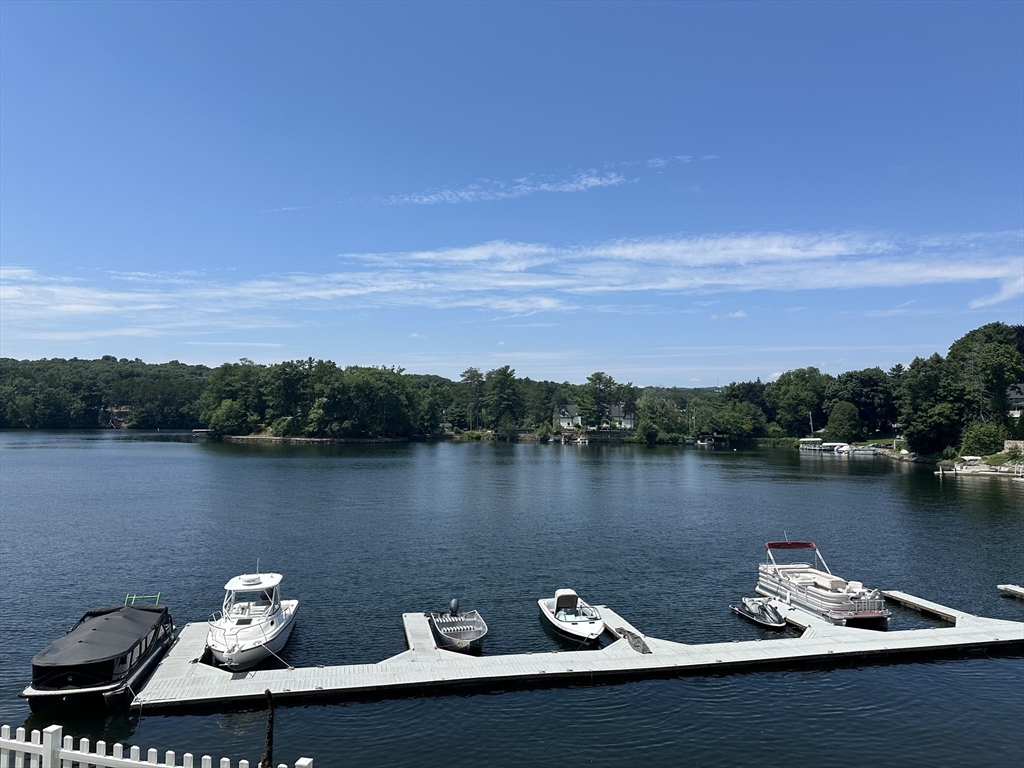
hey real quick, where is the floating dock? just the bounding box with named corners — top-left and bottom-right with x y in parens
top-left (132, 593), bottom-right (1023, 712)
top-left (998, 584), bottom-right (1024, 600)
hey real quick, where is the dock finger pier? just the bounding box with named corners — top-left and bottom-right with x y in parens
top-left (132, 591), bottom-right (1024, 712)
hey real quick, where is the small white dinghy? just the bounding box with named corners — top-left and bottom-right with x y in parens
top-left (429, 598), bottom-right (488, 652)
top-left (538, 588), bottom-right (605, 644)
top-left (206, 572), bottom-right (298, 670)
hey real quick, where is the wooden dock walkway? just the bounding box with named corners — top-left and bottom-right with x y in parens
top-left (132, 595), bottom-right (1024, 712)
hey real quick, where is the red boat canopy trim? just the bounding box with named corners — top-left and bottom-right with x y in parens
top-left (765, 541), bottom-right (817, 550)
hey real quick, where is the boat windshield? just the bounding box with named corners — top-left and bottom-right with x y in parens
top-left (223, 588), bottom-right (278, 617)
top-left (555, 604), bottom-right (601, 623)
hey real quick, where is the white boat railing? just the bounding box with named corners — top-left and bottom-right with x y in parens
top-left (0, 724), bottom-right (313, 768)
top-left (776, 578), bottom-right (889, 617)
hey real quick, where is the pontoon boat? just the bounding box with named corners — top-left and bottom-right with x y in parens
top-left (755, 541), bottom-right (891, 628)
top-left (21, 602), bottom-right (174, 712)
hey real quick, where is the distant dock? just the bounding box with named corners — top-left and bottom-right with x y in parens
top-left (132, 593), bottom-right (1024, 712)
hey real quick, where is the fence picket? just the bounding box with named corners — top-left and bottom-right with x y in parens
top-left (1, 724), bottom-right (312, 768)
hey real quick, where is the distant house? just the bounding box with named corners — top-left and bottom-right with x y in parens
top-left (556, 403), bottom-right (635, 430)
top-left (606, 403), bottom-right (635, 430)
top-left (557, 406), bottom-right (582, 429)
top-left (1009, 384), bottom-right (1024, 419)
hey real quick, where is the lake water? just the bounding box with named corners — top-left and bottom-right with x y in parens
top-left (1, 432), bottom-right (1022, 766)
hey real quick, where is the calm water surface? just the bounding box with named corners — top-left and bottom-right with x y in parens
top-left (1, 432), bottom-right (1022, 766)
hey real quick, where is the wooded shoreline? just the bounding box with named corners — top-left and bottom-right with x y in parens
top-left (2, 322), bottom-right (1022, 460)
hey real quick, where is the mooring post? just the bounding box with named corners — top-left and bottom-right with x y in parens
top-left (259, 689), bottom-right (275, 768)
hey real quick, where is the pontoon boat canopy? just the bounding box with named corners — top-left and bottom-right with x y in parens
top-left (31, 605), bottom-right (169, 667)
top-left (765, 541), bottom-right (817, 549)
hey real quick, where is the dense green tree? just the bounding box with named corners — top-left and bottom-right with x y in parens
top-left (722, 378), bottom-right (771, 421)
top-left (584, 372), bottom-right (618, 426)
top-left (823, 401), bottom-right (863, 443)
top-left (345, 366), bottom-right (415, 437)
top-left (199, 359), bottom-right (266, 428)
top-left (206, 399), bottom-right (248, 436)
top-left (713, 400), bottom-right (767, 439)
top-left (960, 422), bottom-right (1006, 456)
top-left (635, 389), bottom-right (686, 437)
top-left (825, 368), bottom-right (895, 435)
top-left (459, 368), bottom-right (485, 430)
top-left (899, 353), bottom-right (964, 455)
top-left (520, 378), bottom-right (560, 428)
top-left (764, 367), bottom-right (832, 436)
top-left (945, 323), bottom-right (1024, 425)
top-left (483, 365), bottom-right (523, 430)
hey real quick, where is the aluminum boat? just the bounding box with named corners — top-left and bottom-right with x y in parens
top-left (429, 598), bottom-right (488, 652)
top-left (755, 541), bottom-right (891, 628)
top-left (206, 572), bottom-right (298, 670)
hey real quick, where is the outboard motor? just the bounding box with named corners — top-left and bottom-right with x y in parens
top-left (449, 598), bottom-right (460, 617)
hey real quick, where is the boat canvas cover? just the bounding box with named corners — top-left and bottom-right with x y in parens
top-left (765, 541), bottom-right (817, 550)
top-left (32, 606), bottom-right (169, 668)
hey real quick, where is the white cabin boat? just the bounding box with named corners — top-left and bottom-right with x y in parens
top-left (206, 572), bottom-right (298, 670)
top-left (538, 589), bottom-right (605, 644)
top-left (755, 541), bottom-right (890, 628)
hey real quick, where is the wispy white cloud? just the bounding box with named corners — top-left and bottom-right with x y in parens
top-left (181, 341), bottom-right (284, 347)
top-left (376, 153), bottom-right (715, 206)
top-left (18, 327), bottom-right (165, 341)
top-left (378, 171), bottom-right (626, 205)
top-left (968, 274), bottom-right (1024, 308)
top-left (712, 310), bottom-right (747, 319)
top-left (2, 230), bottom-right (1020, 349)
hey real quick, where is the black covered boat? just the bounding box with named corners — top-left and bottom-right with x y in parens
top-left (21, 604), bottom-right (174, 712)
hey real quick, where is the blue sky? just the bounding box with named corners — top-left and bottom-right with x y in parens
top-left (2, 1), bottom-right (1022, 385)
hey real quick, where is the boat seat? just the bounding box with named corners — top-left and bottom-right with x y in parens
top-left (814, 576), bottom-right (847, 591)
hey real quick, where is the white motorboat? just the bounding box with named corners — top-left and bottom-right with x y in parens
top-left (755, 541), bottom-right (891, 628)
top-left (538, 588), bottom-right (605, 644)
top-left (429, 598), bottom-right (488, 652)
top-left (206, 572), bottom-right (298, 670)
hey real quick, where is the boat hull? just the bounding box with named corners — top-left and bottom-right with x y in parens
top-left (538, 598), bottom-right (605, 644)
top-left (429, 610), bottom-right (488, 652)
top-left (208, 600), bottom-right (298, 670)
top-left (21, 629), bottom-right (174, 713)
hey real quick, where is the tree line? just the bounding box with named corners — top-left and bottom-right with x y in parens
top-left (0, 356), bottom-right (208, 429)
top-left (2, 322), bottom-right (1022, 456)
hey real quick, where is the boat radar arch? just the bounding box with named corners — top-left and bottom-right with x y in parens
top-left (224, 572), bottom-right (283, 592)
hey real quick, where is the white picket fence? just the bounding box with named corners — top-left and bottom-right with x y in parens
top-left (0, 725), bottom-right (313, 768)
